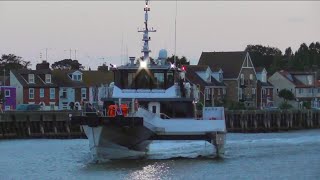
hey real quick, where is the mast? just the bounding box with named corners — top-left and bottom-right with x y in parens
top-left (138, 0), bottom-right (156, 64)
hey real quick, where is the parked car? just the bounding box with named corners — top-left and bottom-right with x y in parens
top-left (16, 104), bottom-right (41, 111)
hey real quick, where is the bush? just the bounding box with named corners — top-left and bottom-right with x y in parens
top-left (279, 102), bottom-right (293, 109)
top-left (228, 101), bottom-right (246, 110)
top-left (303, 101), bottom-right (311, 109)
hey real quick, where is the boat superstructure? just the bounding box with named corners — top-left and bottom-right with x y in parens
top-left (71, 0), bottom-right (226, 160)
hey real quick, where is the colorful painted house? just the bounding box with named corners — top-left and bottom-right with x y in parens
top-left (0, 86), bottom-right (16, 110)
top-left (10, 61), bottom-right (59, 110)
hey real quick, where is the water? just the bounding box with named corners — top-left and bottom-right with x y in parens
top-left (0, 130), bottom-right (319, 180)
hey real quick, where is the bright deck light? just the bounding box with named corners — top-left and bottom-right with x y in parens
top-left (140, 60), bottom-right (147, 68)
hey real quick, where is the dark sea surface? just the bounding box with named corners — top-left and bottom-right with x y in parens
top-left (0, 130), bottom-right (319, 180)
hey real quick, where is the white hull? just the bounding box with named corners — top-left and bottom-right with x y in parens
top-left (82, 107), bottom-right (226, 160)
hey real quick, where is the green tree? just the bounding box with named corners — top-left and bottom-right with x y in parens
top-left (245, 45), bottom-right (285, 74)
top-left (51, 59), bottom-right (84, 70)
top-left (0, 54), bottom-right (31, 74)
top-left (97, 63), bottom-right (109, 72)
top-left (278, 89), bottom-right (295, 102)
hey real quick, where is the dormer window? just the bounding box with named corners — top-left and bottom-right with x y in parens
top-left (72, 74), bottom-right (82, 81)
top-left (28, 74), bottom-right (35, 83)
top-left (45, 74), bottom-right (51, 83)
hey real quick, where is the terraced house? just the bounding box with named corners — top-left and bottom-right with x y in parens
top-left (10, 61), bottom-right (59, 110)
top-left (198, 51), bottom-right (258, 108)
top-left (185, 65), bottom-right (226, 106)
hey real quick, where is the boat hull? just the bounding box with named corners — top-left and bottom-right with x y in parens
top-left (82, 125), bottom-right (154, 160)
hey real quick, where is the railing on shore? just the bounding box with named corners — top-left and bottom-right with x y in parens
top-left (0, 109), bottom-right (319, 139)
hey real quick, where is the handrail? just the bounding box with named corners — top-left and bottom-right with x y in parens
top-left (159, 113), bottom-right (171, 119)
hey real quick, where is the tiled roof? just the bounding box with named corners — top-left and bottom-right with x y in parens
top-left (185, 65), bottom-right (225, 87)
top-left (278, 70), bottom-right (318, 88)
top-left (82, 71), bottom-right (114, 86)
top-left (198, 51), bottom-right (247, 78)
top-left (52, 70), bottom-right (86, 88)
top-left (11, 69), bottom-right (58, 88)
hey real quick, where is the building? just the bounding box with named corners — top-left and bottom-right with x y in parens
top-left (255, 67), bottom-right (274, 109)
top-left (185, 65), bottom-right (226, 106)
top-left (268, 70), bottom-right (320, 109)
top-left (10, 61), bottom-right (59, 110)
top-left (0, 86), bottom-right (16, 111)
top-left (198, 51), bottom-right (258, 108)
top-left (82, 70), bottom-right (114, 107)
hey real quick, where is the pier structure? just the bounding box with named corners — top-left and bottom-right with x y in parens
top-left (0, 110), bottom-right (319, 139)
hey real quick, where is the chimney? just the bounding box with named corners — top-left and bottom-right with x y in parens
top-left (129, 57), bottom-right (135, 66)
top-left (36, 60), bottom-right (50, 70)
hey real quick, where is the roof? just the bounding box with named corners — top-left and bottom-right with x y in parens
top-left (11, 69), bottom-right (58, 88)
top-left (52, 70), bottom-right (86, 88)
top-left (258, 80), bottom-right (273, 87)
top-left (198, 51), bottom-right (247, 78)
top-left (82, 71), bottom-right (114, 86)
top-left (185, 65), bottom-right (225, 87)
top-left (278, 70), bottom-right (319, 88)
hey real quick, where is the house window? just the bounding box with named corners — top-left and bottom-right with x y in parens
top-left (277, 89), bottom-right (279, 94)
top-left (252, 88), bottom-right (256, 94)
top-left (219, 73), bottom-right (223, 82)
top-left (262, 89), bottom-right (266, 95)
top-left (28, 74), bottom-right (35, 83)
top-left (318, 88), bottom-right (320, 93)
top-left (308, 88), bottom-right (312, 93)
top-left (40, 88), bottom-right (44, 98)
top-left (81, 88), bottom-right (87, 99)
top-left (240, 74), bottom-right (244, 85)
top-left (29, 88), bottom-right (34, 99)
top-left (267, 89), bottom-right (270, 95)
top-left (5, 90), bottom-right (10, 97)
top-left (78, 74), bottom-right (82, 81)
top-left (222, 88), bottom-right (226, 95)
top-left (50, 88), bottom-right (55, 99)
top-left (62, 89), bottom-right (67, 98)
top-left (45, 74), bottom-right (51, 83)
top-left (205, 88), bottom-right (210, 100)
top-left (250, 74), bottom-right (253, 80)
top-left (299, 88), bottom-right (303, 94)
top-left (239, 88), bottom-right (243, 99)
top-left (218, 88), bottom-right (221, 95)
top-left (5, 106), bottom-right (10, 110)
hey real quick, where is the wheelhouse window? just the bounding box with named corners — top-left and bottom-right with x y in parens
top-left (153, 73), bottom-right (164, 89)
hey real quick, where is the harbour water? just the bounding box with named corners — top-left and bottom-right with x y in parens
top-left (0, 130), bottom-right (319, 180)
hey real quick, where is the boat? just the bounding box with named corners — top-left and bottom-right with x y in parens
top-left (70, 0), bottom-right (226, 160)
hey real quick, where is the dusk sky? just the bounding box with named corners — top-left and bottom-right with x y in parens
top-left (0, 1), bottom-right (319, 69)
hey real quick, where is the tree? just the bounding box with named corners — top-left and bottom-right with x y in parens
top-left (0, 54), bottom-right (31, 74)
top-left (51, 59), bottom-right (84, 70)
top-left (166, 55), bottom-right (190, 67)
top-left (245, 45), bottom-right (284, 74)
top-left (278, 89), bottom-right (295, 102)
top-left (98, 63), bottom-right (109, 72)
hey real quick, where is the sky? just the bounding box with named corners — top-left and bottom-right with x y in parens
top-left (0, 1), bottom-right (319, 70)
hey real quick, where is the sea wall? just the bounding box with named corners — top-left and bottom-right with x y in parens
top-left (0, 110), bottom-right (319, 139)
top-left (225, 110), bottom-right (320, 132)
top-left (0, 111), bottom-right (84, 139)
